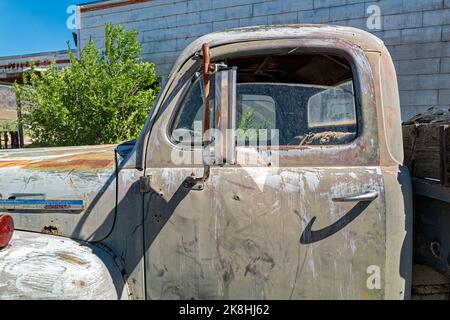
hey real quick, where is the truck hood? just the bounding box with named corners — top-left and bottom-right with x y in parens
top-left (0, 231), bottom-right (127, 300)
top-left (0, 145), bottom-right (117, 210)
top-left (0, 145), bottom-right (117, 171)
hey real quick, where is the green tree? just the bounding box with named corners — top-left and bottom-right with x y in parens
top-left (14, 24), bottom-right (160, 146)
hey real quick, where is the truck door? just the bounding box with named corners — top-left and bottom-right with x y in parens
top-left (143, 45), bottom-right (389, 299)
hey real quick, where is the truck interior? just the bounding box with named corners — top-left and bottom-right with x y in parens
top-left (171, 53), bottom-right (358, 147)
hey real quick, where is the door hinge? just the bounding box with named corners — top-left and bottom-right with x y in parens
top-left (139, 175), bottom-right (152, 194)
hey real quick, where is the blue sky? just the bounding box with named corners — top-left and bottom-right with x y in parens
top-left (0, 0), bottom-right (92, 57)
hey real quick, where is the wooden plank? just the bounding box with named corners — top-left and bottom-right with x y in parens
top-left (439, 125), bottom-right (449, 185)
top-left (412, 177), bottom-right (450, 203)
top-left (402, 124), bottom-right (416, 170)
top-left (402, 123), bottom-right (450, 186)
top-left (446, 126), bottom-right (450, 186)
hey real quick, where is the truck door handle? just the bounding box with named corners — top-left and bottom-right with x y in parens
top-left (332, 190), bottom-right (378, 202)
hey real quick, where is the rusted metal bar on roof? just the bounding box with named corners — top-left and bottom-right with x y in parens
top-left (79, 0), bottom-right (151, 13)
top-left (202, 43), bottom-right (211, 139)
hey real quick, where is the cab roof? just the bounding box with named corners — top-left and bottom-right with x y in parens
top-left (170, 24), bottom-right (385, 77)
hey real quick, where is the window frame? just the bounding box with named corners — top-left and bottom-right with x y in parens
top-left (165, 48), bottom-right (362, 151)
top-left (306, 80), bottom-right (358, 130)
top-left (168, 73), bottom-right (207, 146)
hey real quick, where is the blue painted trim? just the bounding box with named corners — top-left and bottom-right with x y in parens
top-left (0, 199), bottom-right (85, 210)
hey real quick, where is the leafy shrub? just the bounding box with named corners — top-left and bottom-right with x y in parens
top-left (14, 24), bottom-right (160, 146)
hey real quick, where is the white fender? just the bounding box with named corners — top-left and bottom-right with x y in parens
top-left (0, 231), bottom-right (129, 300)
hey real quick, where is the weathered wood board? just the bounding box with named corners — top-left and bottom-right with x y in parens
top-left (403, 123), bottom-right (450, 186)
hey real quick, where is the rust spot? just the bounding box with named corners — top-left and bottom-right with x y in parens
top-left (0, 146), bottom-right (116, 171)
top-left (0, 160), bottom-right (33, 168)
top-left (56, 252), bottom-right (88, 266)
top-left (28, 158), bottom-right (113, 171)
top-left (72, 280), bottom-right (86, 288)
top-left (42, 225), bottom-right (59, 236)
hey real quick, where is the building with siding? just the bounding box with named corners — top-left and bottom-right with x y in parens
top-left (0, 50), bottom-right (73, 84)
top-left (0, 85), bottom-right (17, 123)
top-left (0, 50), bottom-right (74, 126)
top-left (77, 0), bottom-right (450, 120)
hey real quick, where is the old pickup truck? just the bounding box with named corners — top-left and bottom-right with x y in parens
top-left (0, 24), bottom-right (448, 300)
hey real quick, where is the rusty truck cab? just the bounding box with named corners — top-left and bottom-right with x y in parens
top-left (0, 25), bottom-right (412, 300)
top-left (136, 25), bottom-right (411, 299)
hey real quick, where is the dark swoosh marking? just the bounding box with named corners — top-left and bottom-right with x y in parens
top-left (300, 201), bottom-right (371, 245)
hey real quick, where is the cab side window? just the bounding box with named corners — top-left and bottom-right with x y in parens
top-left (171, 76), bottom-right (214, 144)
top-left (230, 54), bottom-right (357, 146)
top-left (170, 54), bottom-right (358, 147)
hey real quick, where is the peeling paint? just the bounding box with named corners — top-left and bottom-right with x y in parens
top-left (146, 165), bottom-right (386, 299)
top-left (0, 231), bottom-right (127, 300)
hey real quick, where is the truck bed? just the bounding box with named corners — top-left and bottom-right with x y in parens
top-left (402, 107), bottom-right (450, 299)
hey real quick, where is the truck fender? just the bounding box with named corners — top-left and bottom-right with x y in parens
top-left (0, 231), bottom-right (129, 300)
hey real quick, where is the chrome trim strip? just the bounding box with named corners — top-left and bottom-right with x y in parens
top-left (0, 199), bottom-right (85, 211)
